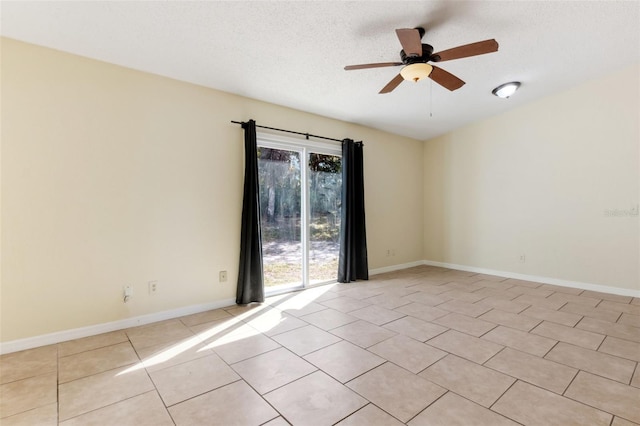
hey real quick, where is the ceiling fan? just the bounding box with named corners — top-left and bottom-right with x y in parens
top-left (344, 27), bottom-right (498, 94)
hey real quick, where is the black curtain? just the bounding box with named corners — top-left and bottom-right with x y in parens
top-left (236, 120), bottom-right (264, 304)
top-left (338, 139), bottom-right (369, 283)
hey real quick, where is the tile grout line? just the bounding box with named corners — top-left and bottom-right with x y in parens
top-left (488, 377), bottom-right (519, 411)
top-left (338, 361), bottom-right (410, 424)
top-left (228, 374), bottom-right (292, 426)
top-left (540, 339), bottom-right (561, 358)
top-left (629, 362), bottom-right (638, 387)
top-left (559, 374), bottom-right (627, 424)
top-left (403, 389), bottom-right (449, 425)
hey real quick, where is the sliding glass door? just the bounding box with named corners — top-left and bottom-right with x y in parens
top-left (257, 135), bottom-right (341, 292)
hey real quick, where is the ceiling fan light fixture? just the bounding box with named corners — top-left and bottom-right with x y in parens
top-left (492, 81), bottom-right (520, 98)
top-left (400, 63), bottom-right (433, 82)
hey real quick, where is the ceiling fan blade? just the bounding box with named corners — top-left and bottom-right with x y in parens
top-left (395, 28), bottom-right (423, 57)
top-left (429, 66), bottom-right (465, 91)
top-left (344, 62), bottom-right (403, 71)
top-left (432, 39), bottom-right (499, 62)
top-left (379, 74), bottom-right (404, 94)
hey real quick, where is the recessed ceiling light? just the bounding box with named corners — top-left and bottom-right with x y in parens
top-left (492, 81), bottom-right (521, 98)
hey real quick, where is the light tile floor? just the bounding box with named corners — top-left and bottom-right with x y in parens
top-left (2, 266), bottom-right (640, 425)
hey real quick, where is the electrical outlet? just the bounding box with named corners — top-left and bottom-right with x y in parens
top-left (519, 254), bottom-right (526, 263)
top-left (219, 270), bottom-right (227, 282)
top-left (148, 281), bottom-right (158, 295)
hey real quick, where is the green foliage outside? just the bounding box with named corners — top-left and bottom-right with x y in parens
top-left (257, 148), bottom-right (341, 243)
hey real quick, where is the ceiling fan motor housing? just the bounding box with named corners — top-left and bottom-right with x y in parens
top-left (401, 44), bottom-right (434, 64)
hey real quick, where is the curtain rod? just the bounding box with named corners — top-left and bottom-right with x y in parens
top-left (231, 120), bottom-right (361, 144)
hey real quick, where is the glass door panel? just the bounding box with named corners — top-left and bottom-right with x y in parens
top-left (308, 153), bottom-right (342, 284)
top-left (257, 147), bottom-right (302, 290)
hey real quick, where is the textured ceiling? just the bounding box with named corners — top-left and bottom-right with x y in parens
top-left (1, 1), bottom-right (639, 140)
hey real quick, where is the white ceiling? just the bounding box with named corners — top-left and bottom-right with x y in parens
top-left (2, 1), bottom-right (639, 140)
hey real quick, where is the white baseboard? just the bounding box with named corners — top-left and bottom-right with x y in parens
top-left (0, 298), bottom-right (236, 355)
top-left (369, 260), bottom-right (427, 276)
top-left (3, 261), bottom-right (637, 354)
top-left (422, 260), bottom-right (640, 298)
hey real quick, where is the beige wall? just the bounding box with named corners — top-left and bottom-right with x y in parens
top-left (424, 64), bottom-right (640, 292)
top-left (3, 36), bottom-right (637, 344)
top-left (1, 38), bottom-right (424, 342)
